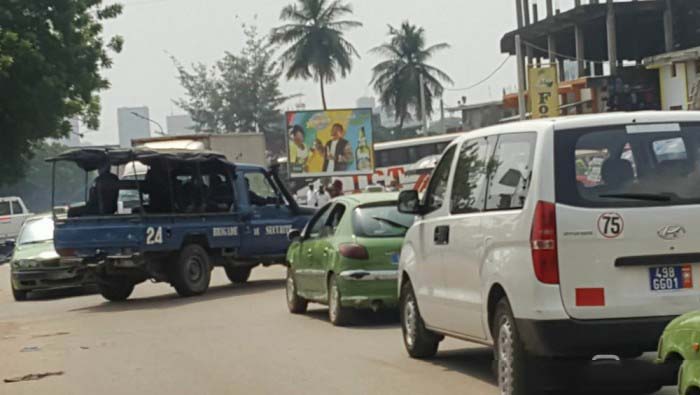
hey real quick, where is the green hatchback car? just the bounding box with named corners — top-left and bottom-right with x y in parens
top-left (658, 311), bottom-right (700, 395)
top-left (285, 192), bottom-right (414, 326)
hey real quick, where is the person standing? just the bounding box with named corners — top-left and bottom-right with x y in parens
top-left (316, 185), bottom-right (331, 207)
top-left (323, 123), bottom-right (353, 172)
top-left (306, 184), bottom-right (317, 207)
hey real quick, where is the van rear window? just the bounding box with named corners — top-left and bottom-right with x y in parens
top-left (555, 123), bottom-right (700, 208)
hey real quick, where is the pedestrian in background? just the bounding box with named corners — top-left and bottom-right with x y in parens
top-left (306, 184), bottom-right (317, 207)
top-left (329, 180), bottom-right (344, 198)
top-left (317, 185), bottom-right (331, 207)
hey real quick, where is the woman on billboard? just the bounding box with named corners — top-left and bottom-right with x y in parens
top-left (288, 125), bottom-right (309, 172)
top-left (323, 123), bottom-right (354, 172)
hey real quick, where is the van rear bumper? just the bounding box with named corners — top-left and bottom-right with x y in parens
top-left (516, 316), bottom-right (676, 357)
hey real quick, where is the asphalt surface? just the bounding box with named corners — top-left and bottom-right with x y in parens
top-left (0, 264), bottom-right (677, 395)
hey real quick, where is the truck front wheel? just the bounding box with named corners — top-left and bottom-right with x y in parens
top-left (98, 278), bottom-right (135, 302)
top-left (171, 244), bottom-right (211, 297)
top-left (225, 266), bottom-right (252, 284)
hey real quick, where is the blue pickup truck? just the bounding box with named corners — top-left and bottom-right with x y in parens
top-left (49, 148), bottom-right (313, 301)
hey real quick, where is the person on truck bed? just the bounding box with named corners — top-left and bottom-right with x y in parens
top-left (86, 164), bottom-right (119, 215)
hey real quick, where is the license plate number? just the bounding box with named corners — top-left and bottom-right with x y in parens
top-left (649, 265), bottom-right (692, 291)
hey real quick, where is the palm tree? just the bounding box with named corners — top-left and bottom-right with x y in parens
top-left (270, 0), bottom-right (362, 110)
top-left (370, 22), bottom-right (453, 130)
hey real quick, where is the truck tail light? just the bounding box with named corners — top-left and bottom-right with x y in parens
top-left (530, 201), bottom-right (559, 284)
top-left (339, 244), bottom-right (369, 260)
top-left (56, 248), bottom-right (76, 257)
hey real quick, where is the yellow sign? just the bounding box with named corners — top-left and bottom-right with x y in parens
top-left (528, 66), bottom-right (559, 118)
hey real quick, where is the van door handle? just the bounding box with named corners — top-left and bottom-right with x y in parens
top-left (434, 226), bottom-right (450, 245)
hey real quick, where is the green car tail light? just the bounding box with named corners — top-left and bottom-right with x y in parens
top-left (339, 243), bottom-right (369, 260)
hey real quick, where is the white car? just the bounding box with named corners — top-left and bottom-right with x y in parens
top-left (396, 111), bottom-right (700, 394)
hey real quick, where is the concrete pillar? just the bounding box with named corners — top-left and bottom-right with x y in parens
top-left (547, 35), bottom-right (557, 64)
top-left (663, 0), bottom-right (674, 52)
top-left (523, 0), bottom-right (530, 25)
top-left (516, 0), bottom-right (524, 28)
top-left (546, 0), bottom-right (554, 18)
top-left (575, 0), bottom-right (581, 7)
top-left (606, 0), bottom-right (618, 75)
top-left (575, 24), bottom-right (586, 78)
top-left (533, 4), bottom-right (539, 23)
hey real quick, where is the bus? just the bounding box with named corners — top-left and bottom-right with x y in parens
top-left (344, 133), bottom-right (460, 193)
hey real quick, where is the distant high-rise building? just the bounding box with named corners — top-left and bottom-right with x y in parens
top-left (117, 106), bottom-right (151, 147)
top-left (356, 96), bottom-right (376, 111)
top-left (166, 114), bottom-right (195, 136)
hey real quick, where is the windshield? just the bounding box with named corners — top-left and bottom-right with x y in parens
top-left (17, 217), bottom-right (54, 245)
top-left (556, 123), bottom-right (700, 207)
top-left (352, 204), bottom-right (415, 238)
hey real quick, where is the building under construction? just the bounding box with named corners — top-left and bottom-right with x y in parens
top-left (500, 0), bottom-right (700, 116)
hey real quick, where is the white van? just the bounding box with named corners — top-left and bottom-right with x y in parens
top-left (396, 112), bottom-right (700, 394)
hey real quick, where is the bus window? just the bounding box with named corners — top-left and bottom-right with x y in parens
top-left (416, 144), bottom-right (436, 159)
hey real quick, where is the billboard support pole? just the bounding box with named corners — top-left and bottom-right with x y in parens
top-left (419, 73), bottom-right (428, 133)
top-left (516, 34), bottom-right (527, 121)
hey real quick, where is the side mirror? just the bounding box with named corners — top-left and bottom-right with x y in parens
top-left (287, 229), bottom-right (302, 242)
top-left (398, 190), bottom-right (422, 215)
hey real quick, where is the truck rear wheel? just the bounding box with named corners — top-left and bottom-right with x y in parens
top-left (98, 278), bottom-right (134, 302)
top-left (225, 266), bottom-right (252, 284)
top-left (172, 244), bottom-right (211, 297)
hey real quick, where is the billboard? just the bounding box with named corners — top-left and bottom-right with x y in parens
top-left (285, 108), bottom-right (374, 178)
top-left (528, 65), bottom-right (559, 119)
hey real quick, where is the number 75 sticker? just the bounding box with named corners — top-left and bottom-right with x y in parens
top-left (597, 213), bottom-right (624, 239)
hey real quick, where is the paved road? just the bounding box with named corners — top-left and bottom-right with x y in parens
top-left (0, 264), bottom-right (677, 395)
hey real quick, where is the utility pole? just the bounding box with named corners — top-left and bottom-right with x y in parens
top-left (419, 73), bottom-right (428, 133)
top-left (440, 97), bottom-right (446, 134)
top-left (515, 34), bottom-right (527, 121)
top-left (131, 111), bottom-right (166, 136)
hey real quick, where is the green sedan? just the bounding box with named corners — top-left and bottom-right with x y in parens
top-left (658, 311), bottom-right (700, 395)
top-left (285, 192), bottom-right (414, 326)
top-left (10, 214), bottom-right (92, 301)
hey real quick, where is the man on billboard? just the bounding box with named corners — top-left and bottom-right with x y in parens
top-left (323, 123), bottom-right (354, 172)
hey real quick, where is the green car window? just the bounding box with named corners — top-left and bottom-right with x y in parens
top-left (353, 204), bottom-right (415, 238)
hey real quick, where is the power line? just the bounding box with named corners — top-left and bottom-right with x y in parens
top-left (445, 55), bottom-right (513, 92)
top-left (522, 39), bottom-right (609, 65)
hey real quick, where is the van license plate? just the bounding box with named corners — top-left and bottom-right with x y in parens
top-left (648, 265), bottom-right (692, 291)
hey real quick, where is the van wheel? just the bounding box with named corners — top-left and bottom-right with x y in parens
top-left (225, 266), bottom-right (252, 284)
top-left (172, 244), bottom-right (211, 297)
top-left (98, 278), bottom-right (134, 302)
top-left (286, 268), bottom-right (307, 314)
top-left (328, 274), bottom-right (351, 326)
top-left (493, 298), bottom-right (536, 395)
top-left (11, 286), bottom-right (27, 302)
top-left (400, 280), bottom-right (441, 358)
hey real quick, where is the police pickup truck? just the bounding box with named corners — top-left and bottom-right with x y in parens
top-left (49, 148), bottom-right (313, 301)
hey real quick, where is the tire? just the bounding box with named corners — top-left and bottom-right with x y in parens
top-left (12, 286), bottom-right (27, 301)
top-left (286, 268), bottom-right (308, 314)
top-left (400, 280), bottom-right (441, 358)
top-left (225, 266), bottom-right (252, 284)
top-left (687, 388), bottom-right (700, 395)
top-left (493, 298), bottom-right (537, 395)
top-left (171, 244), bottom-right (211, 297)
top-left (328, 274), bottom-right (351, 326)
top-left (98, 278), bottom-right (135, 302)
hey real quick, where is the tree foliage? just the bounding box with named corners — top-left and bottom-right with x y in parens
top-left (270, 0), bottom-right (362, 109)
top-left (0, 0), bottom-right (123, 186)
top-left (370, 22), bottom-right (453, 130)
top-left (174, 24), bottom-right (289, 154)
top-left (0, 142), bottom-right (88, 212)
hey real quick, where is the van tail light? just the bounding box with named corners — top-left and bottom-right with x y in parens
top-left (339, 244), bottom-right (369, 260)
top-left (530, 201), bottom-right (559, 284)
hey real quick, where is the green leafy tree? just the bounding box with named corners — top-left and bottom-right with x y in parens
top-left (0, 142), bottom-right (88, 212)
top-left (174, 24), bottom-right (289, 154)
top-left (270, 0), bottom-right (362, 109)
top-left (370, 22), bottom-right (453, 130)
top-left (0, 1), bottom-right (123, 186)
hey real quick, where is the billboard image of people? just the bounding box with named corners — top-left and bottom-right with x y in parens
top-left (286, 108), bottom-right (374, 178)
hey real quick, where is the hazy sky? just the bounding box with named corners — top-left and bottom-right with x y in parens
top-left (87, 0), bottom-right (578, 145)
